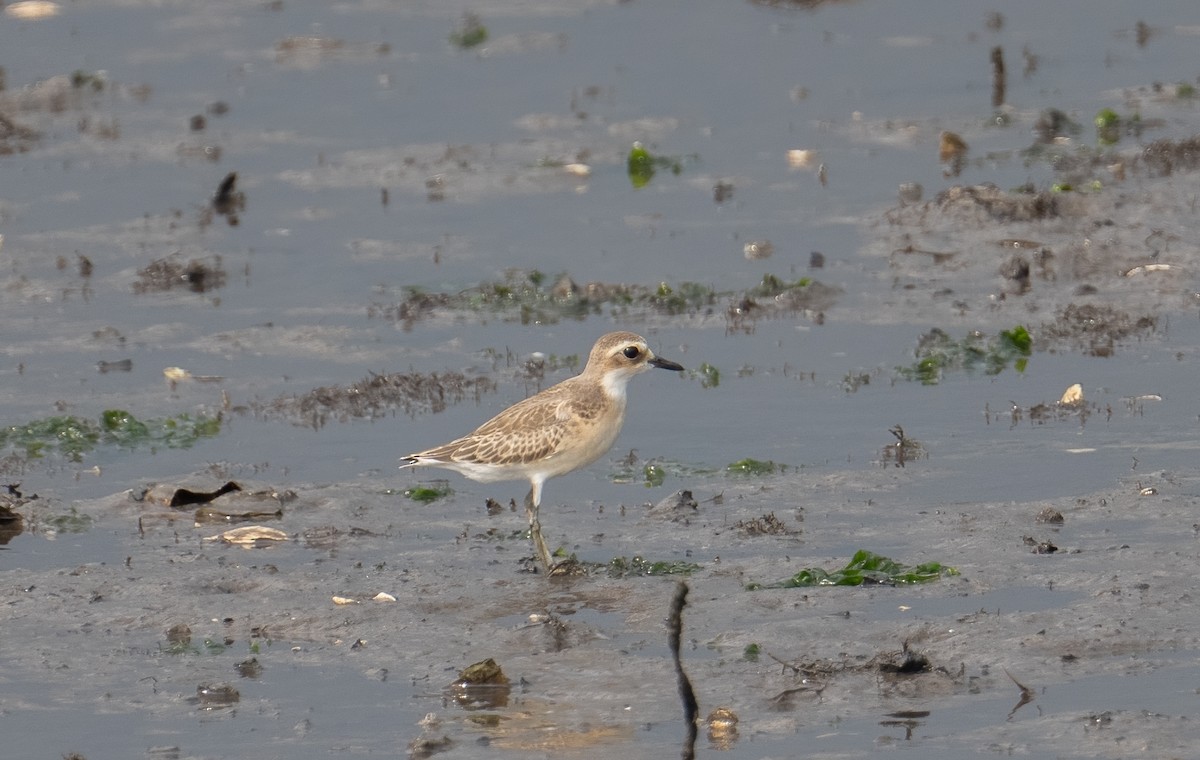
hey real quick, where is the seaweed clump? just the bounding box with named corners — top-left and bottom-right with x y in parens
top-left (253, 371), bottom-right (497, 428)
top-left (1036, 304), bottom-right (1156, 357)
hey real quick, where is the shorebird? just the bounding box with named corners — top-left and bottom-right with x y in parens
top-left (399, 331), bottom-right (684, 571)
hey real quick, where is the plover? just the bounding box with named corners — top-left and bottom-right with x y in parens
top-left (400, 331), bottom-right (684, 571)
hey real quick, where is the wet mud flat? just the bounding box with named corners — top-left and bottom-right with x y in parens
top-left (6, 158), bottom-right (1200, 758)
top-left (5, 1), bottom-right (1200, 758)
top-left (4, 461), bottom-right (1200, 759)
top-left (6, 143), bottom-right (1200, 759)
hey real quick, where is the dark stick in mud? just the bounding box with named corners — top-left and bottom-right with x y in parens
top-left (668, 581), bottom-right (698, 760)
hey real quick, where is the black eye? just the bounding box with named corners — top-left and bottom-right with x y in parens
top-left (623, 345), bottom-right (641, 359)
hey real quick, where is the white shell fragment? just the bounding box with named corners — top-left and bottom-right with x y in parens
top-left (787, 149), bottom-right (817, 169)
top-left (164, 366), bottom-right (224, 384)
top-left (1123, 263), bottom-right (1179, 277)
top-left (206, 526), bottom-right (289, 545)
top-left (332, 596), bottom-right (359, 605)
top-left (372, 592), bottom-right (397, 602)
top-left (743, 241), bottom-right (774, 260)
top-left (5, 1), bottom-right (61, 19)
top-left (164, 367), bottom-right (192, 382)
top-left (1059, 383), bottom-right (1084, 405)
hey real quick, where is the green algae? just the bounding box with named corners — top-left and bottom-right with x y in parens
top-left (607, 555), bottom-right (701, 577)
top-left (0, 410), bottom-right (221, 461)
top-left (370, 270), bottom-right (835, 330)
top-left (449, 13), bottom-right (487, 49)
top-left (895, 326), bottom-right (1031, 385)
top-left (747, 550), bottom-right (958, 589)
top-left (405, 483), bottom-right (453, 503)
top-left (694, 363), bottom-right (720, 389)
top-left (626, 143), bottom-right (695, 188)
top-left (726, 458), bottom-right (779, 477)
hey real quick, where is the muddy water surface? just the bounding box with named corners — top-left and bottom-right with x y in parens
top-left (3, 0), bottom-right (1200, 758)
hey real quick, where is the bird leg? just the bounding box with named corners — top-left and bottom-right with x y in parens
top-left (524, 488), bottom-right (553, 571)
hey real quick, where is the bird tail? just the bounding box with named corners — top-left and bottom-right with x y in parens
top-left (398, 456), bottom-right (419, 469)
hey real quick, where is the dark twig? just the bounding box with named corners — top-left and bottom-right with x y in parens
top-left (767, 650), bottom-right (801, 676)
top-left (668, 581), bottom-right (698, 760)
top-left (1004, 669), bottom-right (1036, 719)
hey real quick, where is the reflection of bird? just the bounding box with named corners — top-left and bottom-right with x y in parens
top-left (400, 331), bottom-right (684, 571)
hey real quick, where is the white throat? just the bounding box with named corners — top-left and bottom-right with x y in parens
top-left (601, 369), bottom-right (631, 401)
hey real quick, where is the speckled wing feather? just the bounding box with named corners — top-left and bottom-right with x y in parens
top-left (408, 380), bottom-right (604, 467)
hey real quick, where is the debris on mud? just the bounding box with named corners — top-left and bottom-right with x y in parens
top-left (165, 623), bottom-right (192, 647)
top-left (1033, 107), bottom-right (1081, 144)
top-left (764, 641), bottom-right (963, 709)
top-left (1140, 134), bottom-right (1200, 176)
top-left (1035, 507), bottom-right (1065, 525)
top-left (193, 501), bottom-right (284, 524)
top-left (1036, 304), bottom-right (1157, 357)
top-left (921, 184), bottom-right (1066, 224)
top-left (938, 131), bottom-right (968, 177)
top-left (484, 497), bottom-right (511, 516)
top-left (96, 359), bottom-right (132, 373)
top-left (208, 171), bottom-right (245, 226)
top-left (163, 366), bottom-right (225, 391)
top-left (881, 424), bottom-right (926, 467)
top-left (647, 489), bottom-right (699, 521)
top-left (408, 733), bottom-right (454, 759)
top-left (194, 682), bottom-right (240, 707)
top-left (369, 290), bottom-right (454, 330)
top-left (0, 487), bottom-right (27, 544)
top-left (250, 370), bottom-right (497, 427)
top-left (705, 706), bottom-right (739, 750)
top-left (273, 35), bottom-right (388, 67)
top-left (451, 653), bottom-right (506, 686)
top-left (881, 131), bottom-right (1200, 330)
top-left (302, 525), bottom-right (345, 549)
top-left (1023, 535), bottom-right (1059, 554)
top-left (164, 480), bottom-right (242, 508)
top-left (0, 111), bottom-right (40, 154)
top-left (727, 275), bottom-right (840, 334)
top-left (0, 70), bottom-right (132, 155)
top-left (877, 645), bottom-right (931, 675)
top-left (136, 480), bottom-right (292, 529)
top-left (734, 511), bottom-right (795, 536)
top-left (133, 254), bottom-right (227, 294)
top-left (235, 657), bottom-right (263, 679)
top-left (514, 349), bottom-right (581, 392)
top-left (369, 269), bottom-right (837, 330)
top-left (985, 393), bottom-right (1110, 429)
top-left (448, 658), bottom-right (510, 709)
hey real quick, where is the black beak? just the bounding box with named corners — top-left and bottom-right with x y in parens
top-left (649, 355), bottom-right (684, 372)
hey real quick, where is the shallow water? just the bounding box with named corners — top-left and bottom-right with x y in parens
top-left (4, 0), bottom-right (1200, 758)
